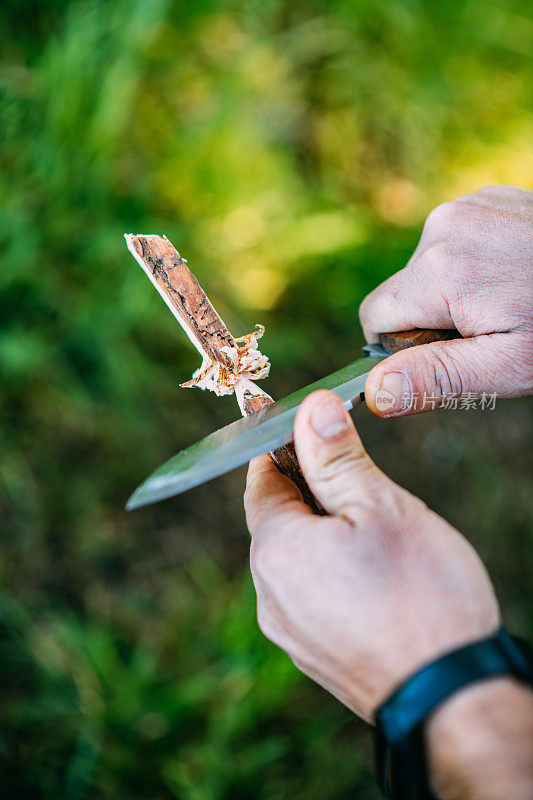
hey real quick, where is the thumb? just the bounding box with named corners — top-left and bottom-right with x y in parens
top-left (365, 332), bottom-right (528, 417)
top-left (293, 390), bottom-right (383, 519)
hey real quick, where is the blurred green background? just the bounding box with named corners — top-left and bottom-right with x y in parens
top-left (1, 0), bottom-right (532, 797)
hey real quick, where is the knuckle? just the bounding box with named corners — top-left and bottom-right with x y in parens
top-left (358, 292), bottom-right (372, 326)
top-left (291, 652), bottom-right (315, 677)
top-left (359, 280), bottom-right (401, 332)
top-left (387, 486), bottom-right (428, 521)
top-left (250, 536), bottom-right (273, 582)
top-left (256, 604), bottom-right (276, 641)
top-left (416, 239), bottom-right (456, 277)
top-left (243, 485), bottom-right (254, 518)
top-left (323, 446), bottom-right (368, 474)
top-left (358, 285), bottom-right (381, 328)
top-left (243, 464), bottom-right (269, 513)
top-left (428, 345), bottom-right (466, 396)
top-left (454, 189), bottom-right (488, 206)
top-left (425, 200), bottom-right (459, 229)
top-left (315, 446), bottom-right (372, 487)
top-left (250, 532), bottom-right (284, 585)
top-left (475, 184), bottom-right (508, 198)
top-left (243, 480), bottom-right (263, 526)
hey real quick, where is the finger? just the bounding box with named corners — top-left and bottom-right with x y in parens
top-left (364, 332), bottom-right (531, 417)
top-left (293, 390), bottom-right (383, 519)
top-left (358, 259), bottom-right (455, 344)
top-left (244, 454), bottom-right (312, 537)
top-left (473, 184), bottom-right (532, 202)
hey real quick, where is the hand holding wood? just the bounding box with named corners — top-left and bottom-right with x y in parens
top-left (126, 233), bottom-right (325, 514)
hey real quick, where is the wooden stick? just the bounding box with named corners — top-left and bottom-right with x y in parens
top-left (126, 234), bottom-right (235, 372)
top-left (126, 234), bottom-right (325, 515)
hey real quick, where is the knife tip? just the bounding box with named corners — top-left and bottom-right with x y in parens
top-left (125, 494), bottom-right (140, 511)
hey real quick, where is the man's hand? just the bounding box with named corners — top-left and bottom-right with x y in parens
top-left (360, 185), bottom-right (533, 416)
top-left (245, 390), bottom-right (500, 720)
top-left (244, 390), bottom-right (533, 799)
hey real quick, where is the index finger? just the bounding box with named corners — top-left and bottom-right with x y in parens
top-left (358, 258), bottom-right (454, 344)
top-left (244, 454), bottom-right (312, 537)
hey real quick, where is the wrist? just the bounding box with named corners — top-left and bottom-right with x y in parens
top-left (427, 677), bottom-right (533, 800)
top-left (374, 629), bottom-right (533, 800)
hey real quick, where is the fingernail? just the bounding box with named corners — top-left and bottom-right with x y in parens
top-left (375, 372), bottom-right (412, 415)
top-left (310, 397), bottom-right (350, 439)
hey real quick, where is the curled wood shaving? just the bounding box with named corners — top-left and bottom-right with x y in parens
top-left (180, 324), bottom-right (271, 396)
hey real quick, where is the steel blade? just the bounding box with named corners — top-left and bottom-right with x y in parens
top-left (126, 353), bottom-right (387, 509)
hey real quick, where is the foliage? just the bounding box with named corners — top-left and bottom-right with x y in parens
top-left (0, 0), bottom-right (531, 797)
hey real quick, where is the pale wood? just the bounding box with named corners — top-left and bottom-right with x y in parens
top-left (126, 234), bottom-right (324, 514)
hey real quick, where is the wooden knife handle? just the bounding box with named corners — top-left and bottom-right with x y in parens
top-left (379, 328), bottom-right (461, 354)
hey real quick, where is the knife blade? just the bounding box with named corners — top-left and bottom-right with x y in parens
top-left (126, 326), bottom-right (461, 510)
top-left (126, 349), bottom-right (388, 510)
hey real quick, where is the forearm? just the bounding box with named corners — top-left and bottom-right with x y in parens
top-left (427, 677), bottom-right (533, 800)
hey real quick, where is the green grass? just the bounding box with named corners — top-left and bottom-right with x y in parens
top-left (0, 0), bottom-right (532, 796)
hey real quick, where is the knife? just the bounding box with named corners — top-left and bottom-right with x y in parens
top-left (126, 328), bottom-right (458, 510)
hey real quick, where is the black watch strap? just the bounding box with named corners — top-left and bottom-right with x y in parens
top-left (374, 628), bottom-right (533, 800)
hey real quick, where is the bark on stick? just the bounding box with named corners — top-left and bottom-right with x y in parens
top-left (126, 234), bottom-right (324, 514)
